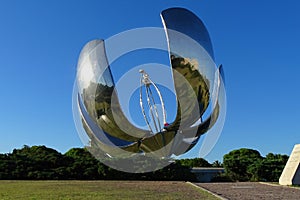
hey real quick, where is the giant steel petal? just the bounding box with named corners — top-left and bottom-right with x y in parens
top-left (77, 40), bottom-right (150, 143)
top-left (161, 8), bottom-right (217, 128)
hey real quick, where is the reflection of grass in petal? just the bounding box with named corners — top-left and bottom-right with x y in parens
top-left (0, 181), bottom-right (219, 200)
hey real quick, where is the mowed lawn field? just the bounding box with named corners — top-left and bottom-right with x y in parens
top-left (0, 180), bottom-right (218, 200)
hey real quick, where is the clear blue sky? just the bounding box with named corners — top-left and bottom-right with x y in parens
top-left (0, 0), bottom-right (299, 162)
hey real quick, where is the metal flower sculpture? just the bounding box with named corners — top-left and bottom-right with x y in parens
top-left (73, 8), bottom-right (226, 172)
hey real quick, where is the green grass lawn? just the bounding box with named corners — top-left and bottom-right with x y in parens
top-left (0, 180), bottom-right (219, 200)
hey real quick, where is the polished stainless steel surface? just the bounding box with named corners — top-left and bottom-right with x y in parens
top-left (77, 39), bottom-right (149, 142)
top-left (74, 7), bottom-right (225, 159)
top-left (161, 7), bottom-right (223, 155)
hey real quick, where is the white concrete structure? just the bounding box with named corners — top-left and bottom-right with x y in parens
top-left (279, 144), bottom-right (300, 185)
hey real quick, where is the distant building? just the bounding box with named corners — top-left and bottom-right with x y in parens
top-left (191, 167), bottom-right (224, 182)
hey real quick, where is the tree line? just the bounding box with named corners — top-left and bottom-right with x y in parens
top-left (0, 145), bottom-right (200, 181)
top-left (0, 145), bottom-right (288, 182)
top-left (223, 148), bottom-right (289, 182)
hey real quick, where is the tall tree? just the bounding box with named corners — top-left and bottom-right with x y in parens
top-left (223, 148), bottom-right (263, 181)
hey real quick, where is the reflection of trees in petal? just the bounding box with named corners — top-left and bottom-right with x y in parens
top-left (171, 55), bottom-right (210, 118)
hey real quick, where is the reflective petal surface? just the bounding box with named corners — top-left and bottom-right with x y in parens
top-left (73, 7), bottom-right (226, 172)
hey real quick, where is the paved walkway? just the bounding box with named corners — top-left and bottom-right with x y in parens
top-left (195, 182), bottom-right (300, 200)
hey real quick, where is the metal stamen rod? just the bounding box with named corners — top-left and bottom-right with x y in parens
top-left (149, 79), bottom-right (167, 125)
top-left (139, 78), bottom-right (153, 133)
top-left (139, 69), bottom-right (168, 133)
top-left (148, 86), bottom-right (162, 131)
top-left (146, 86), bottom-right (159, 133)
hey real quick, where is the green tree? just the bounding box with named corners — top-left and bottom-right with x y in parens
top-left (0, 153), bottom-right (15, 179)
top-left (64, 148), bottom-right (106, 179)
top-left (177, 158), bottom-right (212, 168)
top-left (9, 145), bottom-right (69, 179)
top-left (212, 160), bottom-right (223, 167)
top-left (249, 153), bottom-right (289, 182)
top-left (223, 148), bottom-right (263, 181)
